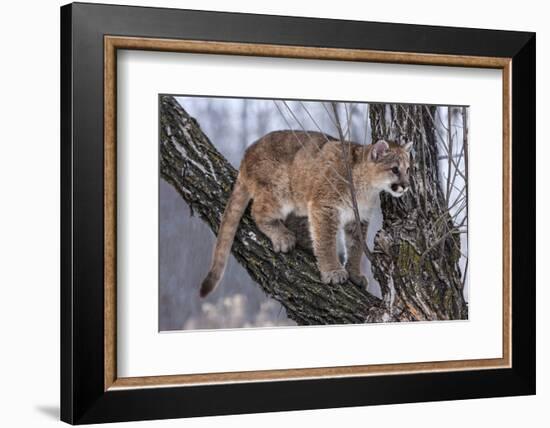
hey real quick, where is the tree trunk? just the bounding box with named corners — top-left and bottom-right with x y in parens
top-left (368, 104), bottom-right (468, 320)
top-left (159, 96), bottom-right (467, 325)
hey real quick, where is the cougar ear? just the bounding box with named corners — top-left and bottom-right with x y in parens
top-left (403, 140), bottom-right (414, 152)
top-left (371, 139), bottom-right (389, 161)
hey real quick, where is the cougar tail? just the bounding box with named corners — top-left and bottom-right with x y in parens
top-left (200, 177), bottom-right (251, 297)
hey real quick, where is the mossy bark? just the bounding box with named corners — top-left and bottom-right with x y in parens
top-left (368, 104), bottom-right (468, 320)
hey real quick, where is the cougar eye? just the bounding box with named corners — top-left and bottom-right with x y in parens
top-left (391, 166), bottom-right (399, 175)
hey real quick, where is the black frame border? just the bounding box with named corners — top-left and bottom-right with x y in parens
top-left (61, 2), bottom-right (535, 424)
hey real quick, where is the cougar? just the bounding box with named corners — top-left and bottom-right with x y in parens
top-left (200, 130), bottom-right (412, 297)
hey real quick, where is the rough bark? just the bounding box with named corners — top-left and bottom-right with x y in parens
top-left (368, 104), bottom-right (468, 320)
top-left (160, 96), bottom-right (393, 324)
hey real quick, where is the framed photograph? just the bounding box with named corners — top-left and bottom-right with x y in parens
top-left (61, 2), bottom-right (535, 424)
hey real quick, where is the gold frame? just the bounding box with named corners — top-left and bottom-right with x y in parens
top-left (104, 36), bottom-right (512, 391)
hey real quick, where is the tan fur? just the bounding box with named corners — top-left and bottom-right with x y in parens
top-left (200, 130), bottom-right (412, 297)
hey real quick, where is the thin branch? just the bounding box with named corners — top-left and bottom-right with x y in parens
top-left (424, 106), bottom-right (467, 182)
top-left (362, 104), bottom-right (370, 164)
top-left (445, 107), bottom-right (453, 205)
top-left (330, 102), bottom-right (374, 264)
top-left (273, 101), bottom-right (350, 204)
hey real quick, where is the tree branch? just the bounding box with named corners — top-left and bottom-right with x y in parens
top-left (160, 96), bottom-right (394, 324)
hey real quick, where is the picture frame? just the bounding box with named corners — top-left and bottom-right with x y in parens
top-left (60, 2), bottom-right (535, 424)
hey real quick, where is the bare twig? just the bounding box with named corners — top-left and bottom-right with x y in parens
top-left (445, 107), bottom-right (453, 205)
top-left (273, 101), bottom-right (350, 203)
top-left (424, 106), bottom-right (467, 182)
top-left (330, 102), bottom-right (374, 264)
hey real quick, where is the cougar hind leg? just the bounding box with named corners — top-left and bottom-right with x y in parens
top-left (251, 195), bottom-right (296, 253)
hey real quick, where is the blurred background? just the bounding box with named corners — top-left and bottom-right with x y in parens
top-left (159, 96), bottom-right (468, 331)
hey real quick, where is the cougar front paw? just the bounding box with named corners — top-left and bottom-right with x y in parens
top-left (320, 267), bottom-right (349, 285)
top-left (348, 272), bottom-right (368, 289)
top-left (271, 232), bottom-right (296, 253)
